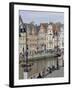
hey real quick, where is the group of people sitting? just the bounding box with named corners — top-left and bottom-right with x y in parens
top-left (31, 65), bottom-right (57, 79)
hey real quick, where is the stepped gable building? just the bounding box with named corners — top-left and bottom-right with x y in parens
top-left (26, 22), bottom-right (38, 55)
top-left (46, 23), bottom-right (54, 50)
top-left (38, 23), bottom-right (48, 51)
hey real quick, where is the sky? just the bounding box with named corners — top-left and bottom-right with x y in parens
top-left (19, 10), bottom-right (64, 25)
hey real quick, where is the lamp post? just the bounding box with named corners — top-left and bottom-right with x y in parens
top-left (23, 24), bottom-right (29, 78)
top-left (62, 50), bottom-right (64, 67)
top-left (22, 24), bottom-right (33, 79)
top-left (56, 48), bottom-right (59, 70)
top-left (20, 24), bottom-right (28, 78)
top-left (56, 32), bottom-right (60, 70)
top-left (54, 31), bottom-right (59, 70)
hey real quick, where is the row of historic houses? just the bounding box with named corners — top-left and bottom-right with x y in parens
top-left (19, 16), bottom-right (64, 79)
top-left (19, 16), bottom-right (64, 56)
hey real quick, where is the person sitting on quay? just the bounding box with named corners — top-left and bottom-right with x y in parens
top-left (37, 73), bottom-right (42, 78)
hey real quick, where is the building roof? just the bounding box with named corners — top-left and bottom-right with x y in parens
top-left (39, 23), bottom-right (48, 33)
top-left (19, 15), bottom-right (26, 33)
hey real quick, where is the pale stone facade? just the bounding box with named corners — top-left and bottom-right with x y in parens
top-left (46, 24), bottom-right (54, 50)
top-left (19, 33), bottom-right (26, 54)
top-left (38, 23), bottom-right (47, 51)
top-left (58, 25), bottom-right (64, 49)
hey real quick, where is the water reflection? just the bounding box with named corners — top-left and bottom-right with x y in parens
top-left (19, 56), bottom-right (63, 79)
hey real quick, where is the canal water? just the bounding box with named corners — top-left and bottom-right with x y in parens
top-left (19, 56), bottom-right (63, 79)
